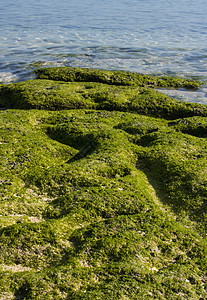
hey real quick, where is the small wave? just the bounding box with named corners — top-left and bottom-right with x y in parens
top-left (0, 72), bottom-right (18, 84)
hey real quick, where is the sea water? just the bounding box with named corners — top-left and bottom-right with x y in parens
top-left (0, 0), bottom-right (207, 103)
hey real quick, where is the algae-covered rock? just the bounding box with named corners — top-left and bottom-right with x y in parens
top-left (34, 66), bottom-right (202, 89)
top-left (0, 67), bottom-right (206, 299)
top-left (0, 79), bottom-right (207, 118)
top-left (168, 116), bottom-right (207, 137)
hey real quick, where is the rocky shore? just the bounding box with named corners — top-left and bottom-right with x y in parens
top-left (0, 67), bottom-right (206, 299)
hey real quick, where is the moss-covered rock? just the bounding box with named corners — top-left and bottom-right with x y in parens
top-left (1, 79), bottom-right (207, 118)
top-left (0, 67), bottom-right (206, 299)
top-left (168, 116), bottom-right (207, 137)
top-left (34, 66), bottom-right (202, 89)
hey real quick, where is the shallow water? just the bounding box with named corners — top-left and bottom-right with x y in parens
top-left (0, 0), bottom-right (207, 103)
top-left (157, 86), bottom-right (207, 105)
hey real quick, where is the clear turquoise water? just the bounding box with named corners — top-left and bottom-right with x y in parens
top-left (0, 0), bottom-right (207, 102)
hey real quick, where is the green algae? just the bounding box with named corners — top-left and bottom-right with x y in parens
top-left (34, 66), bottom-right (202, 89)
top-left (0, 67), bottom-right (206, 299)
top-left (168, 116), bottom-right (207, 137)
top-left (1, 79), bottom-right (207, 118)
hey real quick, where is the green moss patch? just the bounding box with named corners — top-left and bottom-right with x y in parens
top-left (168, 116), bottom-right (207, 137)
top-left (34, 66), bottom-right (201, 89)
top-left (1, 79), bottom-right (207, 119)
top-left (0, 67), bottom-right (206, 299)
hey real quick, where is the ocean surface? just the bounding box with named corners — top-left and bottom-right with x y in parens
top-left (0, 0), bottom-right (207, 103)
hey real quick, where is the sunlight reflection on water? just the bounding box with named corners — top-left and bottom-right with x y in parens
top-left (0, 0), bottom-right (207, 103)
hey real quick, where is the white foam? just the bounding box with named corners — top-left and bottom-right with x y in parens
top-left (0, 72), bottom-right (18, 84)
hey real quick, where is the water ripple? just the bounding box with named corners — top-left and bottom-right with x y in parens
top-left (0, 0), bottom-right (207, 103)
